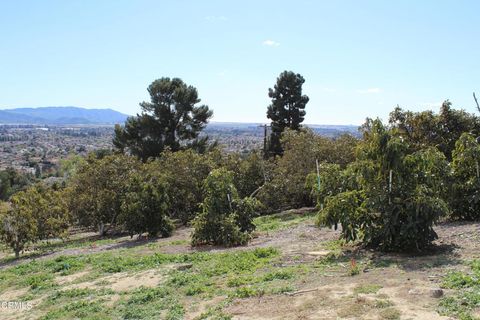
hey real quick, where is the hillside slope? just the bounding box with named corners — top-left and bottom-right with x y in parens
top-left (0, 106), bottom-right (129, 125)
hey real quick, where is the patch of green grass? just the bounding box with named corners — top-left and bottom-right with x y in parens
top-left (439, 290), bottom-right (480, 320)
top-left (46, 288), bottom-right (114, 305)
top-left (271, 285), bottom-right (295, 294)
top-left (233, 286), bottom-right (265, 298)
top-left (40, 300), bottom-right (110, 320)
top-left (321, 239), bottom-right (345, 251)
top-left (254, 211), bottom-right (316, 232)
top-left (166, 303), bottom-right (184, 320)
top-left (379, 307), bottom-right (401, 320)
top-left (442, 271), bottom-right (480, 289)
top-left (373, 299), bottom-right (394, 309)
top-left (354, 283), bottom-right (382, 294)
top-left (47, 255), bottom-right (87, 275)
top-left (226, 276), bottom-right (254, 287)
top-left (262, 269), bottom-right (294, 282)
top-left (439, 260), bottom-right (480, 320)
top-left (169, 239), bottom-right (189, 246)
top-left (0, 246), bottom-right (287, 319)
top-left (23, 273), bottom-right (55, 290)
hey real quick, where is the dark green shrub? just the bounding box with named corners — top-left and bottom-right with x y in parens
top-left (149, 150), bottom-right (216, 224)
top-left (120, 170), bottom-right (174, 238)
top-left (319, 120), bottom-right (449, 251)
top-left (450, 133), bottom-right (480, 220)
top-left (191, 169), bottom-right (257, 246)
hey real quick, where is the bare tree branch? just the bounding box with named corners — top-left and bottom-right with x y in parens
top-left (474, 92), bottom-right (480, 113)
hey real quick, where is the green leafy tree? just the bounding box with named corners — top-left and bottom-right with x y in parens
top-left (149, 149), bottom-right (216, 224)
top-left (0, 168), bottom-right (34, 201)
top-left (305, 163), bottom-right (344, 207)
top-left (221, 151), bottom-right (266, 198)
top-left (191, 169), bottom-right (258, 246)
top-left (259, 129), bottom-right (358, 211)
top-left (267, 71), bottom-right (309, 156)
top-left (389, 101), bottom-right (480, 160)
top-left (113, 77), bottom-right (214, 160)
top-left (319, 120), bottom-right (449, 251)
top-left (57, 154), bottom-right (86, 179)
top-left (120, 170), bottom-right (174, 238)
top-left (66, 154), bottom-right (140, 236)
top-left (28, 185), bottom-right (70, 241)
top-left (0, 200), bottom-right (37, 258)
top-left (450, 133), bottom-right (480, 220)
top-left (0, 185), bottom-right (70, 258)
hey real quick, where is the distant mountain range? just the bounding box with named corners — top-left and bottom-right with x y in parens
top-left (0, 107), bottom-right (129, 125)
top-left (0, 106), bottom-right (359, 136)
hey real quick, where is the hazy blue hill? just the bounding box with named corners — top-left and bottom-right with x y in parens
top-left (0, 110), bottom-right (46, 124)
top-left (0, 106), bottom-right (129, 125)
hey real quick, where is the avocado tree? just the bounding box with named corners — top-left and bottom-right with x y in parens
top-left (0, 185), bottom-right (70, 258)
top-left (66, 154), bottom-right (140, 236)
top-left (450, 133), bottom-right (480, 220)
top-left (318, 119), bottom-right (449, 251)
top-left (120, 170), bottom-right (174, 238)
top-left (191, 168), bottom-right (259, 246)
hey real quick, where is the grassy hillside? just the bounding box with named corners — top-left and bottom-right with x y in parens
top-left (0, 209), bottom-right (478, 320)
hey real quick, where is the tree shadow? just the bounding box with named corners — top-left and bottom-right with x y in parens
top-left (364, 242), bottom-right (462, 272)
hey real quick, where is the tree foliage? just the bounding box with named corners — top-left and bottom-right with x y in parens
top-left (66, 154), bottom-right (141, 235)
top-left (0, 168), bottom-right (34, 201)
top-left (221, 151), bottom-right (266, 198)
top-left (120, 169), bottom-right (173, 238)
top-left (450, 133), bottom-right (480, 220)
top-left (148, 149), bottom-right (216, 224)
top-left (267, 71), bottom-right (309, 156)
top-left (389, 101), bottom-right (480, 160)
top-left (191, 169), bottom-right (259, 246)
top-left (113, 77), bottom-right (214, 160)
top-left (0, 185), bottom-right (70, 257)
top-left (317, 120), bottom-right (450, 251)
top-left (259, 129), bottom-right (358, 211)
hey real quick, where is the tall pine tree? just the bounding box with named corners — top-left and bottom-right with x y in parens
top-left (113, 77), bottom-right (213, 160)
top-left (266, 71), bottom-right (309, 157)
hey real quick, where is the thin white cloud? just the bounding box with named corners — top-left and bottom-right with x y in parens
top-left (356, 88), bottom-right (382, 94)
top-left (205, 15), bottom-right (227, 21)
top-left (262, 39), bottom-right (280, 47)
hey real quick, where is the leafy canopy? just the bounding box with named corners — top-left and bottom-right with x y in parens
top-left (317, 119), bottom-right (450, 251)
top-left (113, 77), bottom-right (214, 160)
top-left (192, 168), bottom-right (259, 246)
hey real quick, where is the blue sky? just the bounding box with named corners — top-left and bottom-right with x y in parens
top-left (1, 0), bottom-right (479, 124)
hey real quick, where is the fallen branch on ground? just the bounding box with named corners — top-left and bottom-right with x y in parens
top-left (285, 288), bottom-right (319, 296)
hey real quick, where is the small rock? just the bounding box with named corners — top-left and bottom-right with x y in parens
top-left (430, 288), bottom-right (444, 298)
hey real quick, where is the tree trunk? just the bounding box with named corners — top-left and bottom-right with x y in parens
top-left (98, 222), bottom-right (105, 237)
